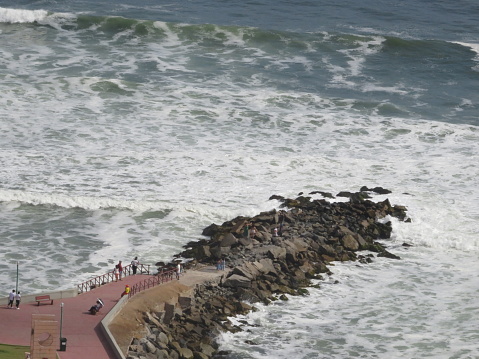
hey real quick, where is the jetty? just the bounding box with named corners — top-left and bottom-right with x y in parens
top-left (0, 188), bottom-right (409, 359)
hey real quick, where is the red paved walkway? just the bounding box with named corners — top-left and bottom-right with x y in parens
top-left (0, 266), bottom-right (226, 359)
top-left (0, 274), bottom-right (152, 359)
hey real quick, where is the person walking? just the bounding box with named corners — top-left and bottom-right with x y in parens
top-left (131, 256), bottom-right (139, 275)
top-left (7, 290), bottom-right (15, 308)
top-left (15, 291), bottom-right (21, 309)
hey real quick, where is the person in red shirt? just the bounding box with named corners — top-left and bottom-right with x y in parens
top-left (117, 261), bottom-right (123, 280)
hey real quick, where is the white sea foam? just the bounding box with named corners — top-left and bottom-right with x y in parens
top-left (453, 41), bottom-right (479, 71)
top-left (453, 41), bottom-right (479, 58)
top-left (220, 246), bottom-right (479, 358)
top-left (0, 7), bottom-right (48, 23)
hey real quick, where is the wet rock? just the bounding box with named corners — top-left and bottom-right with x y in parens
top-left (129, 189), bottom-right (408, 359)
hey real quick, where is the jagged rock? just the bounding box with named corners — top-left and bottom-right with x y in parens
top-left (269, 194), bottom-right (285, 201)
top-left (238, 236), bottom-right (253, 247)
top-left (199, 343), bottom-right (215, 357)
top-left (230, 218), bottom-right (249, 234)
top-left (129, 189), bottom-right (408, 359)
top-left (378, 250), bottom-right (401, 260)
top-left (220, 233), bottom-right (238, 247)
top-left (209, 244), bottom-right (231, 259)
top-left (267, 246), bottom-right (287, 260)
top-left (145, 312), bottom-right (161, 328)
top-left (193, 352), bottom-right (209, 359)
top-left (341, 234), bottom-right (359, 250)
top-left (223, 274), bottom-right (251, 288)
top-left (144, 340), bottom-right (157, 354)
top-left (231, 264), bottom-right (259, 281)
top-left (309, 190), bottom-right (334, 198)
top-left (158, 332), bottom-right (169, 345)
top-left (360, 186), bottom-right (392, 195)
top-left (163, 303), bottom-right (175, 324)
top-left (178, 347), bottom-right (194, 359)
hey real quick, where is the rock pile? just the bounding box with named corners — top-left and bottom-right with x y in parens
top-left (127, 188), bottom-right (408, 359)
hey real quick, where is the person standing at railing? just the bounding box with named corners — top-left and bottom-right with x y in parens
top-left (113, 264), bottom-right (119, 282)
top-left (131, 256), bottom-right (139, 275)
top-left (117, 260), bottom-right (123, 281)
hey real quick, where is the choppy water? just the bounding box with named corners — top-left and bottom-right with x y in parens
top-left (0, 1), bottom-right (478, 357)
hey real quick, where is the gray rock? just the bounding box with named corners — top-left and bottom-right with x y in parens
top-left (220, 233), bottom-right (238, 247)
top-left (199, 343), bottom-right (215, 356)
top-left (267, 246), bottom-right (286, 260)
top-left (163, 302), bottom-right (175, 324)
top-left (223, 274), bottom-right (251, 288)
top-left (158, 331), bottom-right (169, 345)
top-left (341, 234), bottom-right (359, 250)
top-left (193, 352), bottom-right (209, 359)
top-left (144, 340), bottom-right (157, 354)
top-left (178, 347), bottom-right (194, 359)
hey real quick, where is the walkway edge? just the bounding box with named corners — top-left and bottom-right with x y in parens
top-left (100, 296), bottom-right (129, 359)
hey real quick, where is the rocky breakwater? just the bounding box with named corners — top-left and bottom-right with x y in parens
top-left (127, 187), bottom-right (408, 359)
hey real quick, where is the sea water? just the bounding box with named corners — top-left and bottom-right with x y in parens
top-left (0, 1), bottom-right (478, 357)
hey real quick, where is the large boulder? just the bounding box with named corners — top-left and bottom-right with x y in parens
top-left (252, 258), bottom-right (277, 276)
top-left (220, 233), bottom-right (238, 247)
top-left (178, 347), bottom-right (194, 359)
top-left (223, 274), bottom-right (251, 288)
top-left (267, 246), bottom-right (287, 260)
top-left (341, 234), bottom-right (359, 251)
top-left (231, 262), bottom-right (260, 280)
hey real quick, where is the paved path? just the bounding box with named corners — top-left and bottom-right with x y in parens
top-left (0, 267), bottom-right (225, 359)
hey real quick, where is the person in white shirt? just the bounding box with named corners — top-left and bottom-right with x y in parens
top-left (176, 263), bottom-right (181, 279)
top-left (15, 291), bottom-right (21, 309)
top-left (131, 257), bottom-right (140, 275)
top-left (7, 290), bottom-right (15, 308)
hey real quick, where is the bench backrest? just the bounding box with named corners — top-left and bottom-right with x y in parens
top-left (35, 295), bottom-right (51, 300)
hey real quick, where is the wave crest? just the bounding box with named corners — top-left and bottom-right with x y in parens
top-left (0, 7), bottom-right (48, 23)
top-left (0, 189), bottom-right (162, 211)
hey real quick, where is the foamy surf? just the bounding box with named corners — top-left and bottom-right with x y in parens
top-left (0, 7), bottom-right (48, 23)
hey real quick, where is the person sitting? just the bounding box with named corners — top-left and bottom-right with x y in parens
top-left (121, 284), bottom-right (130, 298)
top-left (89, 298), bottom-right (104, 315)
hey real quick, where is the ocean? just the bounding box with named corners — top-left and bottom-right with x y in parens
top-left (0, 0), bottom-right (478, 357)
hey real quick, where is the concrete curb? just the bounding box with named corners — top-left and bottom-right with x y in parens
top-left (100, 296), bottom-right (129, 359)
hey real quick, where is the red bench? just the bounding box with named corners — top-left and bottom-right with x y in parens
top-left (35, 295), bottom-right (53, 306)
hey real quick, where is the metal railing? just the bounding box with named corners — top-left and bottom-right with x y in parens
top-left (128, 268), bottom-right (177, 298)
top-left (77, 263), bottom-right (151, 294)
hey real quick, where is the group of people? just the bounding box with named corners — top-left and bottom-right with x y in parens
top-left (5, 256), bottom-right (142, 315)
top-left (216, 259), bottom-right (226, 271)
top-left (242, 211), bottom-right (286, 240)
top-left (243, 222), bottom-right (256, 239)
top-left (7, 289), bottom-right (21, 309)
top-left (113, 256), bottom-right (141, 281)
